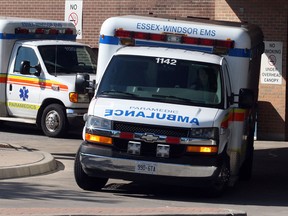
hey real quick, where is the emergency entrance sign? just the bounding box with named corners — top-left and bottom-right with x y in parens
top-left (260, 41), bottom-right (283, 84)
top-left (65, 0), bottom-right (83, 39)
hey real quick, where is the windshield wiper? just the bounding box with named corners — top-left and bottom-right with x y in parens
top-left (100, 90), bottom-right (138, 97)
top-left (152, 94), bottom-right (192, 102)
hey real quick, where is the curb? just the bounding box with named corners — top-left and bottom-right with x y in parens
top-left (0, 151), bottom-right (57, 179)
top-left (0, 207), bottom-right (247, 216)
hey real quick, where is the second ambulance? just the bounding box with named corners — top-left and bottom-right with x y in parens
top-left (75, 15), bottom-right (264, 194)
top-left (0, 17), bottom-right (97, 137)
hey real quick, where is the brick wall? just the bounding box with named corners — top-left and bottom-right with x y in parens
top-left (83, 0), bottom-right (215, 47)
top-left (0, 0), bottom-right (287, 140)
top-left (0, 0), bottom-right (215, 47)
top-left (0, 1), bottom-right (65, 20)
top-left (215, 0), bottom-right (288, 140)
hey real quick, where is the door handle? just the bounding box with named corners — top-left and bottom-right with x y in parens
top-left (9, 83), bottom-right (12, 91)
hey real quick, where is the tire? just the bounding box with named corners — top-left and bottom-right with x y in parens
top-left (239, 129), bottom-right (254, 181)
top-left (74, 149), bottom-right (108, 191)
top-left (41, 104), bottom-right (67, 138)
top-left (209, 154), bottom-right (230, 197)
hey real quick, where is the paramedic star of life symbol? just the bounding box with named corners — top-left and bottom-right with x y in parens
top-left (19, 87), bottom-right (29, 101)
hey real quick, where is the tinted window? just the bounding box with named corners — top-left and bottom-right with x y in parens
top-left (38, 45), bottom-right (97, 75)
top-left (97, 55), bottom-right (223, 108)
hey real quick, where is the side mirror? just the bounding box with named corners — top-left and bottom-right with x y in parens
top-left (20, 61), bottom-right (31, 74)
top-left (33, 64), bottom-right (42, 76)
top-left (239, 88), bottom-right (254, 108)
top-left (20, 61), bottom-right (41, 76)
top-left (75, 73), bottom-right (90, 94)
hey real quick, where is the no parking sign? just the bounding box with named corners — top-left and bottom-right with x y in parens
top-left (65, 0), bottom-right (83, 39)
top-left (260, 41), bottom-right (283, 84)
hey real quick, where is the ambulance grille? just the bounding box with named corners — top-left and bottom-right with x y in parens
top-left (113, 121), bottom-right (190, 137)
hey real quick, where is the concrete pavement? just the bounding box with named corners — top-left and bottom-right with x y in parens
top-left (4, 140), bottom-right (286, 215)
top-left (0, 143), bottom-right (57, 180)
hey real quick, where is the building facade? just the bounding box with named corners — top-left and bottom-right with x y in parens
top-left (1, 0), bottom-right (287, 140)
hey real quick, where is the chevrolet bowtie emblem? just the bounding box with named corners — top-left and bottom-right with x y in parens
top-left (141, 133), bottom-right (159, 143)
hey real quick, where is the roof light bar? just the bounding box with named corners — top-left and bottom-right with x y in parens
top-left (49, 28), bottom-right (59, 35)
top-left (64, 28), bottom-right (74, 35)
top-left (15, 28), bottom-right (29, 34)
top-left (150, 33), bottom-right (166, 42)
top-left (134, 32), bottom-right (149, 40)
top-left (115, 29), bottom-right (132, 38)
top-left (114, 29), bottom-right (235, 49)
top-left (15, 27), bottom-right (75, 35)
top-left (35, 28), bottom-right (45, 34)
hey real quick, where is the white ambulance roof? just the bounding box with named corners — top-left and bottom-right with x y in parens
top-left (115, 46), bottom-right (223, 65)
top-left (0, 17), bottom-right (75, 33)
top-left (101, 15), bottom-right (264, 49)
top-left (18, 40), bottom-right (87, 47)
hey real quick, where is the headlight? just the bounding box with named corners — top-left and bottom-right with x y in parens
top-left (85, 116), bottom-right (112, 130)
top-left (190, 127), bottom-right (219, 139)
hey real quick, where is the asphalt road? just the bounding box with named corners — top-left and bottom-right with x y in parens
top-left (0, 122), bottom-right (288, 216)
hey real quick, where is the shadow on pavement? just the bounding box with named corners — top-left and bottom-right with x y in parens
top-left (0, 121), bottom-right (82, 139)
top-left (102, 147), bottom-right (288, 207)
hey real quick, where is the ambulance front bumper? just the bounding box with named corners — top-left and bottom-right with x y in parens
top-left (79, 143), bottom-right (222, 184)
top-left (81, 153), bottom-right (218, 178)
top-left (66, 108), bottom-right (87, 118)
top-left (66, 108), bottom-right (86, 126)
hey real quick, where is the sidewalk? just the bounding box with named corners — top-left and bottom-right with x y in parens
top-left (0, 143), bottom-right (57, 180)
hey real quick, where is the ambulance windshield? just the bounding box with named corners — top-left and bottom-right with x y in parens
top-left (97, 55), bottom-right (223, 108)
top-left (39, 45), bottom-right (97, 75)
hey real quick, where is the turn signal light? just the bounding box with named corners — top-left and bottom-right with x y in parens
top-left (85, 133), bottom-right (112, 145)
top-left (69, 92), bottom-right (78, 103)
top-left (186, 146), bottom-right (218, 153)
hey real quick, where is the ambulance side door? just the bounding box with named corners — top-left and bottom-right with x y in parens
top-left (6, 44), bottom-right (42, 118)
top-left (221, 59), bottom-right (234, 146)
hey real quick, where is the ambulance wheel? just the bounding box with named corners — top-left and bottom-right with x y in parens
top-left (41, 104), bottom-right (67, 138)
top-left (239, 130), bottom-right (254, 181)
top-left (74, 149), bottom-right (108, 191)
top-left (209, 154), bottom-right (230, 197)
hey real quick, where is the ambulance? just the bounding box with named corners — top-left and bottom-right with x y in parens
top-left (74, 15), bottom-right (264, 194)
top-left (0, 17), bottom-right (97, 137)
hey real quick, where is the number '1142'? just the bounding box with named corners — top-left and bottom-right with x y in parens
top-left (155, 58), bottom-right (177, 65)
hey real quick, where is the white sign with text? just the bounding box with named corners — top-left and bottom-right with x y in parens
top-left (65, 0), bottom-right (83, 39)
top-left (260, 41), bottom-right (283, 84)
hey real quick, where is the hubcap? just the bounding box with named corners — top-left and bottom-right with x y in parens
top-left (45, 110), bottom-right (60, 132)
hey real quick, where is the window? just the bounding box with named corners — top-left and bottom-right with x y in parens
top-left (97, 55), bottom-right (223, 108)
top-left (222, 61), bottom-right (232, 108)
top-left (14, 47), bottom-right (38, 73)
top-left (38, 45), bottom-right (97, 75)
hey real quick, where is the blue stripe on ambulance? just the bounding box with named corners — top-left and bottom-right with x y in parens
top-left (99, 35), bottom-right (119, 45)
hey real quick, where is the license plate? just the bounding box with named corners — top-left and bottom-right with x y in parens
top-left (135, 161), bottom-right (157, 174)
